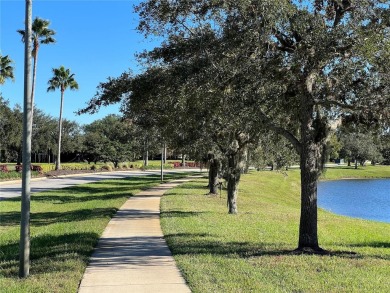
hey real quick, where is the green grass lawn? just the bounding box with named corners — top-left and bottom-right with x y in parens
top-left (1, 165), bottom-right (388, 292)
top-left (0, 173), bottom-right (188, 292)
top-left (161, 166), bottom-right (390, 292)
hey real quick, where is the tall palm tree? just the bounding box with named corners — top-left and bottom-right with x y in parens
top-left (18, 17), bottom-right (56, 107)
top-left (19, 0), bottom-right (33, 279)
top-left (47, 66), bottom-right (79, 170)
top-left (0, 54), bottom-right (15, 84)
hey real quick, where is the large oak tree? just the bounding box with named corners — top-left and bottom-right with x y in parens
top-left (81, 0), bottom-right (390, 252)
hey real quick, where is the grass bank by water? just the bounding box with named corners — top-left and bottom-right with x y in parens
top-left (0, 173), bottom-right (187, 292)
top-left (161, 166), bottom-right (390, 292)
top-left (321, 165), bottom-right (390, 180)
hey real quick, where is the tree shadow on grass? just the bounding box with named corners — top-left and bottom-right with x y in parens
top-left (0, 232), bottom-right (99, 277)
top-left (347, 242), bottom-right (390, 248)
top-left (171, 182), bottom-right (207, 190)
top-left (0, 207), bottom-right (118, 227)
top-left (3, 192), bottom-right (132, 204)
top-left (164, 233), bottom-right (389, 260)
top-left (324, 166), bottom-right (364, 170)
top-left (336, 242), bottom-right (390, 260)
top-left (161, 210), bottom-right (206, 218)
top-left (164, 233), bottom-right (291, 257)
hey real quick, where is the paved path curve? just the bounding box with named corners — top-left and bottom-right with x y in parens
top-left (78, 178), bottom-right (196, 293)
top-left (0, 169), bottom-right (199, 200)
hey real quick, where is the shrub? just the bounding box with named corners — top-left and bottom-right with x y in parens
top-left (90, 165), bottom-right (97, 171)
top-left (171, 162), bottom-right (181, 168)
top-left (133, 163), bottom-right (143, 169)
top-left (14, 164), bottom-right (43, 174)
top-left (39, 164), bottom-right (55, 173)
top-left (0, 165), bottom-right (9, 172)
top-left (32, 165), bottom-right (43, 174)
top-left (120, 162), bottom-right (129, 169)
top-left (170, 161), bottom-right (200, 168)
top-left (101, 164), bottom-right (113, 171)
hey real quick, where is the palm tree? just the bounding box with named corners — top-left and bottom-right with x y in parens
top-left (19, 0), bottom-right (33, 279)
top-left (18, 17), bottom-right (56, 107)
top-left (47, 66), bottom-right (79, 170)
top-left (0, 54), bottom-right (15, 84)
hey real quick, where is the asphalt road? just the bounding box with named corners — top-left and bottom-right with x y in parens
top-left (0, 169), bottom-right (202, 200)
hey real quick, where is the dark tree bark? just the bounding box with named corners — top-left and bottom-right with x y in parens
top-left (297, 100), bottom-right (327, 252)
top-left (208, 154), bottom-right (219, 194)
top-left (17, 149), bottom-right (22, 165)
top-left (298, 143), bottom-right (320, 250)
top-left (227, 153), bottom-right (241, 214)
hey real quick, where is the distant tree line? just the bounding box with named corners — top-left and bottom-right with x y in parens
top-left (0, 95), bottom-right (190, 166)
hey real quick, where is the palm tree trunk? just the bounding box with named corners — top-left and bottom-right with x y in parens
top-left (56, 90), bottom-right (64, 170)
top-left (30, 52), bottom-right (38, 115)
top-left (19, 0), bottom-right (32, 278)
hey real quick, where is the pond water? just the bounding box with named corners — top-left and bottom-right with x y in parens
top-left (318, 179), bottom-right (390, 223)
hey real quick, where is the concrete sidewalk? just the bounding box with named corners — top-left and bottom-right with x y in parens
top-left (78, 178), bottom-right (195, 293)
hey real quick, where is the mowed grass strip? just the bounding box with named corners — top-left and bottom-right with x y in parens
top-left (0, 173), bottom-right (188, 292)
top-left (320, 165), bottom-right (390, 180)
top-left (161, 166), bottom-right (390, 293)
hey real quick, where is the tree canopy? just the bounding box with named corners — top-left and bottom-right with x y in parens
top-left (83, 114), bottom-right (134, 167)
top-left (80, 0), bottom-right (390, 252)
top-left (0, 54), bottom-right (15, 84)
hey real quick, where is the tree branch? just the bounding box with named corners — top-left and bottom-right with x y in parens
top-left (257, 111), bottom-right (301, 154)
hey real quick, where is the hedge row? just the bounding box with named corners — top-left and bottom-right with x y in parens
top-left (15, 165), bottom-right (44, 174)
top-left (170, 162), bottom-right (200, 168)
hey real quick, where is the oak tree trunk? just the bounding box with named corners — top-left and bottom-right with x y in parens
top-left (297, 100), bottom-right (327, 252)
top-left (226, 153), bottom-right (241, 214)
top-left (208, 155), bottom-right (219, 194)
top-left (298, 142), bottom-right (320, 250)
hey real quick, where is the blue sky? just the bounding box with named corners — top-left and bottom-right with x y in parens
top-left (1, 0), bottom-right (157, 125)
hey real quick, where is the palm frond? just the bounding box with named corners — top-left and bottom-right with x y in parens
top-left (47, 66), bottom-right (79, 92)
